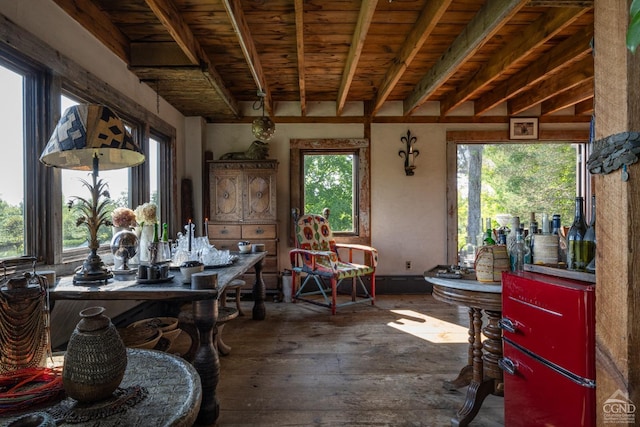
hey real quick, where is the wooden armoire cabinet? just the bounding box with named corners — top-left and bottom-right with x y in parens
top-left (205, 159), bottom-right (279, 293)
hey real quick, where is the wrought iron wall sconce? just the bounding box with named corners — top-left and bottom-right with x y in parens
top-left (399, 130), bottom-right (419, 176)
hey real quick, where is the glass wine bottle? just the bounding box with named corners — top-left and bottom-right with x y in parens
top-left (567, 196), bottom-right (588, 271)
top-left (584, 195), bottom-right (596, 272)
top-left (524, 221), bottom-right (537, 264)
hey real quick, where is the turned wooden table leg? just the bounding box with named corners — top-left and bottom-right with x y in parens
top-left (444, 307), bottom-right (474, 391)
top-left (482, 309), bottom-right (504, 395)
top-left (452, 307), bottom-right (491, 427)
top-left (252, 258), bottom-right (266, 320)
top-left (192, 273), bottom-right (220, 425)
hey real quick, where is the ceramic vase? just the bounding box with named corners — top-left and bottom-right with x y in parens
top-left (62, 306), bottom-right (127, 402)
top-left (137, 224), bottom-right (154, 264)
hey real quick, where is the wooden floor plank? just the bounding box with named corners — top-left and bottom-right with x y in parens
top-left (215, 294), bottom-right (504, 426)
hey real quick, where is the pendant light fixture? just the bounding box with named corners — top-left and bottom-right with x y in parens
top-left (251, 90), bottom-right (275, 141)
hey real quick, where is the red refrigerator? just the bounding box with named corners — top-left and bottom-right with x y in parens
top-left (500, 271), bottom-right (596, 426)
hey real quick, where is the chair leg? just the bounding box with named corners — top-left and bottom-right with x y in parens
top-left (331, 277), bottom-right (337, 315)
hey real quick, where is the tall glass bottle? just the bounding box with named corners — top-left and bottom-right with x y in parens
top-left (567, 196), bottom-right (588, 271)
top-left (584, 195), bottom-right (596, 272)
top-left (512, 228), bottom-right (529, 272)
top-left (153, 222), bottom-right (159, 243)
top-left (524, 221), bottom-right (537, 264)
top-left (507, 216), bottom-right (520, 265)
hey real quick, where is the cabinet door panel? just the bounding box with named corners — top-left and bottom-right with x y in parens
top-left (211, 169), bottom-right (242, 222)
top-left (244, 170), bottom-right (276, 221)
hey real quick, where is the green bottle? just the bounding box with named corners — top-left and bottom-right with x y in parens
top-left (567, 196), bottom-right (588, 271)
top-left (153, 222), bottom-right (159, 243)
top-left (161, 223), bottom-right (169, 242)
top-left (483, 217), bottom-right (495, 245)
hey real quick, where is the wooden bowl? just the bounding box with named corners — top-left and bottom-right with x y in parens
top-left (128, 317), bottom-right (178, 332)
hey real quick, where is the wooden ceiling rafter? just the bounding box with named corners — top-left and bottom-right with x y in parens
top-left (222, 0), bottom-right (272, 116)
top-left (143, 0), bottom-right (240, 117)
top-left (52, 0), bottom-right (130, 63)
top-left (439, 6), bottom-right (589, 116)
top-left (574, 97), bottom-right (594, 115)
top-left (508, 54), bottom-right (594, 115)
top-left (294, 0), bottom-right (306, 117)
top-left (474, 25), bottom-right (594, 115)
top-left (371, 0), bottom-right (452, 117)
top-left (540, 77), bottom-right (594, 115)
top-left (402, 0), bottom-right (529, 116)
top-left (336, 0), bottom-right (378, 117)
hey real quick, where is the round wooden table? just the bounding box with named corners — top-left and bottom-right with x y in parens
top-left (4, 349), bottom-right (201, 427)
top-left (425, 276), bottom-right (503, 427)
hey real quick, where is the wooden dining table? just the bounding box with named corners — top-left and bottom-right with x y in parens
top-left (49, 251), bottom-right (267, 426)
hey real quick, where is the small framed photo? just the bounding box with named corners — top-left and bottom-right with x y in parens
top-left (509, 117), bottom-right (539, 140)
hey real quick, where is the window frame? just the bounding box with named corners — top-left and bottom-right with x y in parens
top-left (290, 138), bottom-right (371, 245)
top-left (446, 129), bottom-right (591, 265)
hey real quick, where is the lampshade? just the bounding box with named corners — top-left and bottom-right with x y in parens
top-left (40, 104), bottom-right (145, 171)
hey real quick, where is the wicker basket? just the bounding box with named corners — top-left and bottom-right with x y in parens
top-left (475, 245), bottom-right (509, 283)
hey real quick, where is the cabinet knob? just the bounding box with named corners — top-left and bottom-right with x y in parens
top-left (256, 227), bottom-right (264, 234)
top-left (256, 191), bottom-right (263, 199)
top-left (221, 229), bottom-right (228, 234)
top-left (223, 192), bottom-right (229, 199)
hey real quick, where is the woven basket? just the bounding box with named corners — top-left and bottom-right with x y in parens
top-left (475, 245), bottom-right (509, 283)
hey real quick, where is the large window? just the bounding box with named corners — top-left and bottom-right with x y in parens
top-left (290, 138), bottom-right (370, 244)
top-left (0, 64), bottom-right (25, 258)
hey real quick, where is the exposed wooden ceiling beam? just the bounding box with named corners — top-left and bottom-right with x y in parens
top-left (541, 77), bottom-right (594, 115)
top-left (222, 0), bottom-right (273, 115)
top-left (474, 25), bottom-right (593, 115)
top-left (508, 55), bottom-right (594, 115)
top-left (574, 97), bottom-right (594, 115)
top-left (403, 0), bottom-right (528, 116)
top-left (371, 0), bottom-right (452, 116)
top-left (294, 0), bottom-right (306, 117)
top-left (52, 0), bottom-right (130, 63)
top-left (336, 0), bottom-right (378, 116)
top-left (144, 0), bottom-right (240, 117)
top-left (440, 7), bottom-right (588, 116)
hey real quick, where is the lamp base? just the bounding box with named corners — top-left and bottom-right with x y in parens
top-left (73, 253), bottom-right (113, 285)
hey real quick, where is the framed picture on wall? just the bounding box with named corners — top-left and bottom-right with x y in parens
top-left (509, 117), bottom-right (539, 140)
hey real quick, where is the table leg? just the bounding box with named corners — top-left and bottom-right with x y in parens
top-left (482, 309), bottom-right (504, 394)
top-left (252, 258), bottom-right (266, 320)
top-left (192, 298), bottom-right (220, 424)
top-left (451, 307), bottom-right (496, 427)
top-left (443, 307), bottom-right (474, 391)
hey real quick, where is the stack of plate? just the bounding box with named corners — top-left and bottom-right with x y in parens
top-left (127, 317), bottom-right (181, 349)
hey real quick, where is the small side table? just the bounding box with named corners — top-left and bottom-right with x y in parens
top-left (4, 349), bottom-right (202, 427)
top-left (424, 276), bottom-right (503, 427)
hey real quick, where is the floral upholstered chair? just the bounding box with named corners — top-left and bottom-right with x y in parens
top-left (289, 208), bottom-right (378, 314)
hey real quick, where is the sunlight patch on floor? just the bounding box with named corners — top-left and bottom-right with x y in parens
top-left (387, 309), bottom-right (469, 343)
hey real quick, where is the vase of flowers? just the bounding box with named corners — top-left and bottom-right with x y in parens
top-left (111, 207), bottom-right (137, 235)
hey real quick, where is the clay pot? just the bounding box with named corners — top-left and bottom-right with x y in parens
top-left (62, 307), bottom-right (127, 402)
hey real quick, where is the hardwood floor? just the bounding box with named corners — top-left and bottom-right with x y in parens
top-left (215, 294), bottom-right (504, 426)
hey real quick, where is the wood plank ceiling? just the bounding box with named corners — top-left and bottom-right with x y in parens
top-left (52, 0), bottom-right (594, 122)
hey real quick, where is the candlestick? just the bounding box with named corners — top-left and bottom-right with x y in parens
top-left (188, 219), bottom-right (192, 252)
top-left (204, 218), bottom-right (209, 239)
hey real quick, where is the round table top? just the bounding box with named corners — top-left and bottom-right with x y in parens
top-left (4, 348), bottom-right (201, 427)
top-left (425, 276), bottom-right (502, 311)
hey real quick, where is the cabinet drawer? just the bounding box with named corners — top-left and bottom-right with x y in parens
top-left (241, 224), bottom-right (276, 239)
top-left (209, 224), bottom-right (241, 239)
top-left (262, 256), bottom-right (278, 272)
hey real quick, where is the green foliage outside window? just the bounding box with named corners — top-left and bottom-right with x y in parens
top-left (303, 154), bottom-right (354, 232)
top-left (458, 143), bottom-right (577, 247)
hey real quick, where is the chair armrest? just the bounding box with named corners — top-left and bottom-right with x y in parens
top-left (334, 243), bottom-right (378, 267)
